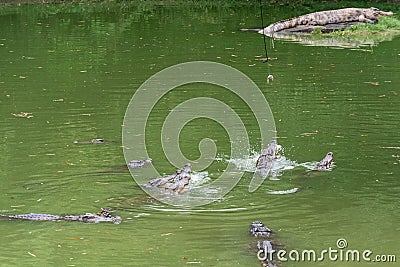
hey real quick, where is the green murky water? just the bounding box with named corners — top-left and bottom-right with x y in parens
top-left (0, 3), bottom-right (399, 267)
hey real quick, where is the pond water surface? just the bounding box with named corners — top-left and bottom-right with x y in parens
top-left (0, 3), bottom-right (399, 267)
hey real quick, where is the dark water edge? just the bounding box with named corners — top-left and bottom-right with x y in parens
top-left (1, 1), bottom-right (399, 28)
top-left (1, 0), bottom-right (400, 7)
top-left (1, 0), bottom-right (399, 24)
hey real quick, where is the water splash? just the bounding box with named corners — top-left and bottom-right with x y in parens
top-left (188, 171), bottom-right (212, 189)
top-left (226, 149), bottom-right (323, 194)
top-left (227, 150), bottom-right (299, 175)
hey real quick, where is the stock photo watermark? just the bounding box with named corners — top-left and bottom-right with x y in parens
top-left (122, 61), bottom-right (276, 207)
top-left (257, 238), bottom-right (397, 263)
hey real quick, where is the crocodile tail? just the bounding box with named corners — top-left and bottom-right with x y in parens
top-left (263, 18), bottom-right (294, 33)
top-left (261, 13), bottom-right (313, 34)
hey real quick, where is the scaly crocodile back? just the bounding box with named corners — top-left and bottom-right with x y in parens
top-left (7, 213), bottom-right (63, 221)
top-left (259, 7), bottom-right (393, 34)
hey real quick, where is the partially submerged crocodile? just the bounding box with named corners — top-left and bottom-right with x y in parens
top-left (255, 140), bottom-right (282, 179)
top-left (258, 7), bottom-right (393, 36)
top-left (1, 208), bottom-right (121, 224)
top-left (256, 140), bottom-right (280, 170)
top-left (249, 221), bottom-right (279, 267)
top-left (314, 152), bottom-right (334, 171)
top-left (144, 163), bottom-right (191, 195)
top-left (256, 140), bottom-right (334, 173)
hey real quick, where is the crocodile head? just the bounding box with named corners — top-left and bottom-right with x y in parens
top-left (249, 221), bottom-right (272, 237)
top-left (370, 7), bottom-right (393, 17)
top-left (315, 152), bottom-right (333, 171)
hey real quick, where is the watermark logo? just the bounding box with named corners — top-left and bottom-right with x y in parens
top-left (122, 61), bottom-right (276, 207)
top-left (336, 238), bottom-right (347, 249)
top-left (257, 238), bottom-right (397, 263)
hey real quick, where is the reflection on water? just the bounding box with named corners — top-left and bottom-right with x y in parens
top-left (267, 187), bottom-right (299, 195)
top-left (147, 206), bottom-right (247, 213)
top-left (264, 31), bottom-right (400, 49)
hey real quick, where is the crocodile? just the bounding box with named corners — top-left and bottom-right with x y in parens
top-left (258, 7), bottom-right (393, 36)
top-left (1, 208), bottom-right (121, 224)
top-left (249, 221), bottom-right (279, 267)
top-left (144, 163), bottom-right (191, 195)
top-left (314, 152), bottom-right (334, 171)
top-left (255, 140), bottom-right (281, 179)
top-left (128, 158), bottom-right (152, 168)
top-left (256, 140), bottom-right (280, 170)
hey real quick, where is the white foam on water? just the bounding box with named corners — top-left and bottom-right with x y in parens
top-left (188, 171), bottom-right (212, 188)
top-left (225, 148), bottom-right (327, 195)
top-left (227, 150), bottom-right (298, 177)
top-left (149, 149), bottom-right (325, 202)
top-left (297, 161), bottom-right (319, 170)
top-left (267, 187), bottom-right (299, 195)
top-left (227, 149), bottom-right (321, 174)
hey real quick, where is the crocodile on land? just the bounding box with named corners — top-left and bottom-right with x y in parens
top-left (249, 221), bottom-right (279, 267)
top-left (144, 163), bottom-right (191, 195)
top-left (1, 208), bottom-right (121, 224)
top-left (258, 7), bottom-right (393, 36)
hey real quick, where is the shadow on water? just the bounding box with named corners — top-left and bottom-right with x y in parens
top-left (262, 32), bottom-right (400, 49)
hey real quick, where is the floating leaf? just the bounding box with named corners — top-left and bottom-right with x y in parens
top-left (96, 182), bottom-right (110, 185)
top-left (364, 81), bottom-right (379, 86)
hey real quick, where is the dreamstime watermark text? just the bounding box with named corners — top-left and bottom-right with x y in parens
top-left (258, 238), bottom-right (396, 263)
